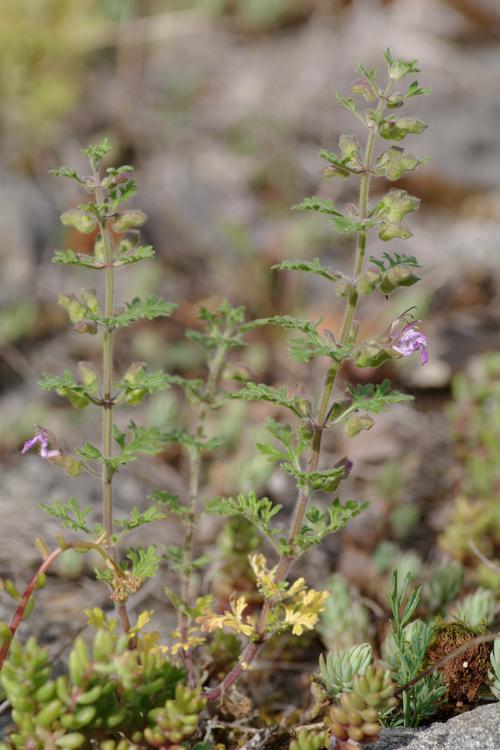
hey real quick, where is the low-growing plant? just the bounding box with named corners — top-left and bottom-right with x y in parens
top-left (1, 48), bottom-right (497, 750)
top-left (441, 354), bottom-right (500, 591)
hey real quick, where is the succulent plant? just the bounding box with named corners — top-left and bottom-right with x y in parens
top-left (318, 643), bottom-right (373, 698)
top-left (289, 728), bottom-right (328, 750)
top-left (144, 684), bottom-right (205, 748)
top-left (325, 665), bottom-right (397, 745)
top-left (0, 630), bottom-right (187, 749)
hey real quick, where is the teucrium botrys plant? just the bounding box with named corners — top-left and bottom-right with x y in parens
top-left (0, 139), bottom-right (178, 652)
top-left (200, 49), bottom-right (430, 702)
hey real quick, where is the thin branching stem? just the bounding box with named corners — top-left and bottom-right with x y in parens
top-left (93, 163), bottom-right (131, 636)
top-left (205, 84), bottom-right (393, 703)
top-left (179, 335), bottom-right (230, 685)
top-left (0, 542), bottom-right (125, 669)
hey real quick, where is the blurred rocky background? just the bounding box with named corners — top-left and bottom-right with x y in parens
top-left (0, 0), bottom-right (499, 655)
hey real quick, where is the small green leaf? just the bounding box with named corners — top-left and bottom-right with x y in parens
top-left (271, 257), bottom-right (340, 283)
top-left (114, 244), bottom-right (155, 267)
top-left (78, 443), bottom-right (103, 461)
top-left (39, 371), bottom-right (92, 408)
top-left (94, 296), bottom-right (177, 328)
top-left (231, 382), bottom-right (308, 417)
top-left (50, 166), bottom-right (86, 184)
top-left (127, 546), bottom-right (161, 578)
top-left (39, 498), bottom-right (93, 534)
top-left (149, 490), bottom-right (189, 515)
top-left (115, 505), bottom-right (166, 530)
top-left (285, 465), bottom-right (348, 492)
top-left (406, 81), bottom-right (432, 98)
top-left (369, 252), bottom-right (421, 272)
top-left (291, 197), bottom-right (343, 216)
top-left (82, 138), bottom-right (112, 163)
top-left (205, 492), bottom-right (282, 546)
top-left (296, 499), bottom-right (367, 551)
top-left (52, 250), bottom-right (105, 269)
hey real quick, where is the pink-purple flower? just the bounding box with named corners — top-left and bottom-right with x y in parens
top-left (391, 321), bottom-right (428, 365)
top-left (22, 428), bottom-right (61, 459)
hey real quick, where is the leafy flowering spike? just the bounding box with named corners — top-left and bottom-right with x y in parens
top-left (22, 428), bottom-right (61, 459)
top-left (391, 321), bottom-right (428, 365)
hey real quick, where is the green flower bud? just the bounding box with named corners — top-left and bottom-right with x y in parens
top-left (73, 320), bottom-right (98, 335)
top-left (112, 210), bottom-right (147, 233)
top-left (375, 147), bottom-right (421, 181)
top-left (351, 78), bottom-right (376, 101)
top-left (58, 294), bottom-right (87, 324)
top-left (344, 414), bottom-right (375, 437)
top-left (78, 361), bottom-right (99, 393)
top-left (380, 117), bottom-right (428, 141)
top-left (126, 388), bottom-right (148, 405)
top-left (339, 135), bottom-right (361, 162)
top-left (379, 264), bottom-right (420, 294)
top-left (378, 222), bottom-right (412, 242)
top-left (335, 277), bottom-right (356, 300)
top-left (60, 209), bottom-right (97, 234)
top-left (123, 362), bottom-right (146, 385)
top-left (386, 94), bottom-right (404, 109)
top-left (355, 340), bottom-right (392, 368)
top-left (80, 288), bottom-right (100, 314)
top-left (356, 269), bottom-right (381, 295)
top-left (377, 189), bottom-right (421, 223)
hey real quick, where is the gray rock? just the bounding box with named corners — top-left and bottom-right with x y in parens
top-left (366, 703), bottom-right (500, 750)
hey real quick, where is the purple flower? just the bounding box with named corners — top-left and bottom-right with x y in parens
top-left (392, 321), bottom-right (428, 365)
top-left (22, 428), bottom-right (61, 459)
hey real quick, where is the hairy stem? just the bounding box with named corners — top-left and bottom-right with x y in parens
top-left (179, 338), bottom-right (228, 684)
top-left (205, 88), bottom-right (391, 702)
top-left (94, 170), bottom-right (131, 636)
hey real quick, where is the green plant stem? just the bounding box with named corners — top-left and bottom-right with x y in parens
top-left (205, 89), bottom-right (391, 703)
top-left (94, 171), bottom-right (131, 636)
top-left (179, 338), bottom-right (228, 684)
